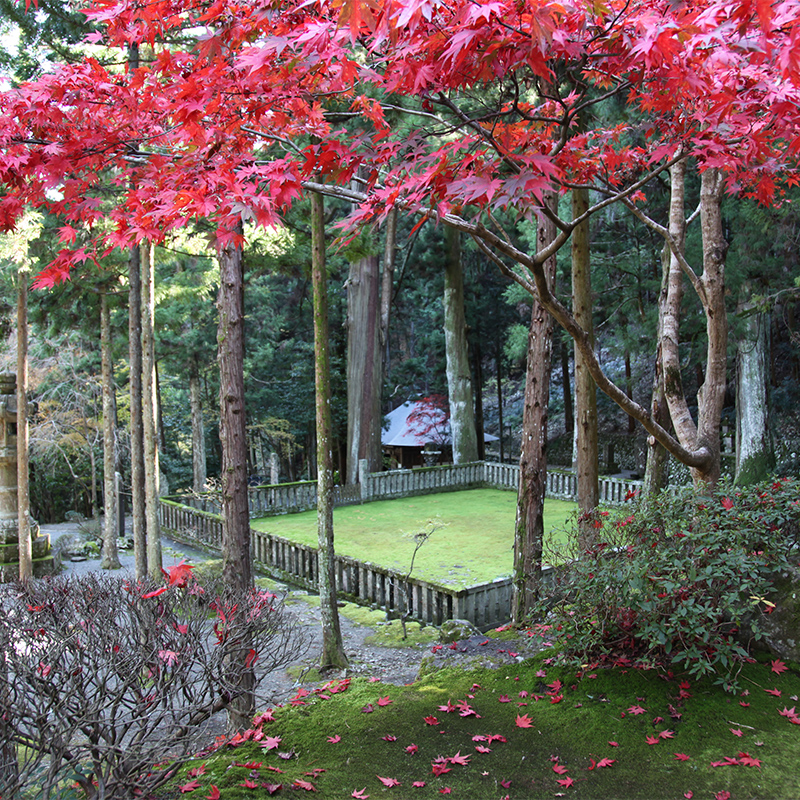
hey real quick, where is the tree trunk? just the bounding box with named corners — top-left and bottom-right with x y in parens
top-left (217, 226), bottom-right (255, 731)
top-left (380, 207), bottom-right (397, 385)
top-left (443, 226), bottom-right (479, 464)
top-left (189, 355), bottom-right (207, 493)
top-left (345, 254), bottom-right (382, 484)
top-left (561, 335), bottom-right (573, 439)
top-left (129, 242), bottom-right (147, 580)
top-left (17, 266), bottom-right (31, 580)
top-left (496, 346), bottom-right (504, 462)
top-left (661, 165), bottom-right (727, 489)
top-left (311, 192), bottom-right (348, 671)
top-left (100, 289), bottom-right (121, 570)
top-left (141, 241), bottom-right (162, 577)
top-left (735, 281), bottom-right (773, 484)
top-left (643, 241), bottom-right (672, 499)
top-left (512, 193), bottom-right (556, 623)
top-left (473, 339), bottom-right (485, 460)
top-left (217, 232), bottom-right (252, 593)
top-left (572, 186), bottom-right (599, 547)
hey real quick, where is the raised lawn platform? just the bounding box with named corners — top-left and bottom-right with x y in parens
top-left (250, 489), bottom-right (575, 587)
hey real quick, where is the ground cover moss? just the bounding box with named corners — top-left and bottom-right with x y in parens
top-left (251, 489), bottom-right (575, 587)
top-left (163, 652), bottom-right (800, 799)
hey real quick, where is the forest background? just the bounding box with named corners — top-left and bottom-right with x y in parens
top-left (0, 0), bottom-right (799, 607)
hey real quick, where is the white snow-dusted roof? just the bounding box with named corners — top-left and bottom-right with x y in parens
top-left (381, 401), bottom-right (498, 447)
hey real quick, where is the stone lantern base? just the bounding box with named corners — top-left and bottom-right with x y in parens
top-left (0, 522), bottom-right (58, 581)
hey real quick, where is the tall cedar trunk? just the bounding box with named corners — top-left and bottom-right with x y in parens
top-left (512, 193), bottom-right (556, 622)
top-left (496, 347), bottom-right (504, 462)
top-left (189, 355), bottom-right (207, 493)
top-left (380, 207), bottom-right (397, 385)
top-left (572, 186), bottom-right (599, 548)
top-left (735, 281), bottom-right (774, 483)
top-left (473, 339), bottom-right (485, 460)
top-left (17, 267), bottom-right (31, 580)
top-left (661, 165), bottom-right (726, 488)
top-left (100, 289), bottom-right (121, 570)
top-left (443, 226), bottom-right (479, 464)
top-left (311, 192), bottom-right (348, 670)
top-left (129, 242), bottom-right (147, 580)
top-left (561, 336), bottom-right (573, 437)
top-left (217, 234), bottom-right (252, 592)
top-left (345, 254), bottom-right (382, 483)
top-left (216, 228), bottom-right (255, 731)
top-left (142, 242), bottom-right (162, 577)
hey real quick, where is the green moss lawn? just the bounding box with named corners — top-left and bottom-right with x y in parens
top-left (250, 489), bottom-right (575, 587)
top-left (165, 651), bottom-right (800, 799)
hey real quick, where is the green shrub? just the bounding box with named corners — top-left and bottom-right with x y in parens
top-left (538, 477), bottom-right (800, 690)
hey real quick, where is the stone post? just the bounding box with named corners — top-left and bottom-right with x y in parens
top-left (0, 373), bottom-right (55, 580)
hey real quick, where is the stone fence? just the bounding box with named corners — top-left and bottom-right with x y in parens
top-left (159, 461), bottom-right (642, 631)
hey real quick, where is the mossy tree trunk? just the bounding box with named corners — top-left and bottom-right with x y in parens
top-left (572, 185), bottom-right (599, 548)
top-left (735, 280), bottom-right (774, 484)
top-left (189, 355), bottom-right (207, 493)
top-left (512, 192), bottom-right (556, 622)
top-left (100, 288), bottom-right (121, 570)
top-left (17, 265), bottom-right (31, 580)
top-left (443, 226), bottom-right (479, 464)
top-left (141, 241), bottom-right (162, 577)
top-left (311, 192), bottom-right (348, 671)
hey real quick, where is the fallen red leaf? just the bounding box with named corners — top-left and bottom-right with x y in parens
top-left (187, 764), bottom-right (206, 778)
top-left (381, 735), bottom-right (397, 742)
top-left (377, 696), bottom-right (393, 707)
top-left (715, 792), bottom-right (731, 800)
top-left (361, 704), bottom-right (375, 713)
top-left (263, 785), bottom-right (282, 796)
top-left (377, 776), bottom-right (400, 787)
top-left (261, 736), bottom-right (281, 751)
top-left (596, 757), bottom-right (615, 768)
top-left (771, 659), bottom-right (789, 674)
top-left (737, 752), bottom-right (762, 768)
top-left (412, 781), bottom-right (426, 788)
top-left (406, 743), bottom-right (418, 754)
top-left (646, 735), bottom-right (659, 745)
top-left (659, 730), bottom-right (675, 739)
top-left (628, 705), bottom-right (646, 715)
top-left (328, 734), bottom-right (341, 743)
top-left (239, 779), bottom-right (259, 789)
top-left (294, 779), bottom-right (316, 791)
top-left (431, 763), bottom-right (451, 777)
top-left (179, 780), bottom-right (201, 793)
top-left (552, 764), bottom-right (568, 775)
top-left (475, 745), bottom-right (491, 753)
top-left (424, 716), bottom-right (439, 725)
top-left (515, 713), bottom-right (533, 728)
top-left (730, 728), bottom-right (744, 737)
top-left (556, 777), bottom-right (575, 788)
top-left (205, 787), bottom-right (220, 800)
top-left (439, 789), bottom-right (452, 795)
top-left (608, 741), bottom-right (619, 747)
top-left (498, 695), bottom-right (512, 703)
top-left (674, 753), bottom-right (691, 761)
top-left (766, 688), bottom-right (782, 697)
top-left (352, 789), bottom-right (369, 799)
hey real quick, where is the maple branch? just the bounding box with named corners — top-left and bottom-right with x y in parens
top-left (621, 195), bottom-right (706, 305)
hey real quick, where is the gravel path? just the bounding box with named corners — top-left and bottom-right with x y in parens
top-left (41, 520), bottom-right (543, 710)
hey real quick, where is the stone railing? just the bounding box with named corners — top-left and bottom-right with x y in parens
top-left (159, 461), bottom-right (641, 630)
top-left (173, 461), bottom-right (643, 520)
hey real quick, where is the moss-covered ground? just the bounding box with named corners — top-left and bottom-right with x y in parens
top-left (162, 649), bottom-right (800, 799)
top-left (251, 489), bottom-right (575, 586)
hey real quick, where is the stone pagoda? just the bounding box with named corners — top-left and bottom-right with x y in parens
top-left (0, 372), bottom-right (56, 580)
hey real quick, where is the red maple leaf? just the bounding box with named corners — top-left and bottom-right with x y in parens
top-left (239, 779), bottom-right (259, 789)
top-left (412, 781), bottom-right (426, 788)
top-left (448, 751), bottom-right (470, 766)
top-left (556, 777), bottom-right (575, 788)
top-left (187, 764), bottom-right (206, 778)
top-left (205, 787), bottom-right (220, 800)
top-left (737, 752), bottom-right (762, 768)
top-left (552, 764), bottom-right (568, 774)
top-left (405, 744), bottom-right (418, 754)
top-left (328, 735), bottom-right (341, 743)
top-left (627, 704), bottom-right (646, 715)
top-left (351, 789), bottom-right (369, 799)
top-left (673, 753), bottom-right (691, 761)
top-left (498, 695), bottom-right (512, 703)
top-left (721, 496), bottom-right (734, 510)
top-left (377, 696), bottom-right (393, 707)
top-left (377, 776), bottom-right (400, 787)
top-left (381, 735), bottom-right (397, 742)
top-left (361, 704), bottom-right (375, 714)
top-left (766, 688), bottom-right (782, 696)
top-left (596, 757), bottom-right (615, 768)
top-left (424, 716), bottom-right (439, 725)
top-left (715, 792), bottom-right (731, 800)
top-left (439, 789), bottom-right (452, 795)
top-left (179, 780), bottom-right (201, 793)
top-left (263, 785), bottom-right (282, 796)
top-left (659, 730), bottom-right (675, 739)
top-left (730, 728), bottom-right (744, 737)
top-left (515, 713), bottom-right (533, 728)
top-left (431, 762), bottom-right (451, 777)
top-left (294, 779), bottom-right (316, 791)
top-left (261, 736), bottom-right (281, 751)
top-left (646, 735), bottom-right (660, 745)
top-left (164, 560), bottom-right (195, 587)
top-left (771, 659), bottom-right (789, 674)
top-left (475, 745), bottom-right (491, 753)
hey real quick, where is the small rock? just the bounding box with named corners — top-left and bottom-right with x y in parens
top-left (70, 556), bottom-right (87, 563)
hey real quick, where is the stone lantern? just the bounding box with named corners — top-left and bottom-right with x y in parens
top-left (0, 372), bottom-right (55, 580)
